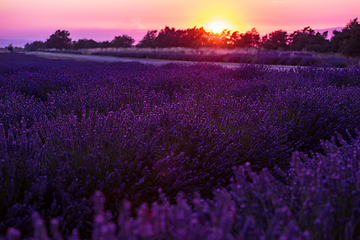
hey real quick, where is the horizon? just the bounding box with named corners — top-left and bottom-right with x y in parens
top-left (0, 26), bottom-right (347, 48)
top-left (1, 0), bottom-right (359, 47)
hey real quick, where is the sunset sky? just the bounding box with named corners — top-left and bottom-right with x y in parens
top-left (0, 0), bottom-right (359, 47)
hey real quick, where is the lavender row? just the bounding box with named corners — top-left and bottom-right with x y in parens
top-left (4, 132), bottom-right (360, 239)
top-left (90, 50), bottom-right (358, 68)
top-left (0, 53), bottom-right (360, 238)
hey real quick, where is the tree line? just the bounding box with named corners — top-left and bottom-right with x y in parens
top-left (24, 30), bottom-right (135, 51)
top-left (24, 18), bottom-right (360, 57)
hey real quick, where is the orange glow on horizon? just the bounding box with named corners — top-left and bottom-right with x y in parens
top-left (192, 4), bottom-right (246, 34)
top-left (205, 20), bottom-right (232, 33)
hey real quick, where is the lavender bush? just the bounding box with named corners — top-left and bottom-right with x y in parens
top-left (0, 53), bottom-right (360, 239)
top-left (4, 132), bottom-right (360, 239)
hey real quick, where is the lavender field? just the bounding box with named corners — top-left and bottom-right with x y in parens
top-left (1, 52), bottom-right (360, 239)
top-left (39, 48), bottom-right (359, 68)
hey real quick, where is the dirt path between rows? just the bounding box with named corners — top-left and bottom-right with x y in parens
top-left (26, 51), bottom-right (299, 71)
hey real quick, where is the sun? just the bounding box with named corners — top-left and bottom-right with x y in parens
top-left (205, 20), bottom-right (231, 33)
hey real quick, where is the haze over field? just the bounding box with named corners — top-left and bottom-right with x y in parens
top-left (0, 0), bottom-right (359, 47)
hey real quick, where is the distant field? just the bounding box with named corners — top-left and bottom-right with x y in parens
top-left (25, 51), bottom-right (301, 71)
top-left (41, 47), bottom-right (360, 68)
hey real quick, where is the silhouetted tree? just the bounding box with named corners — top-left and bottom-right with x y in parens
top-left (7, 44), bottom-right (13, 52)
top-left (306, 32), bottom-right (331, 52)
top-left (261, 30), bottom-right (288, 50)
top-left (98, 41), bottom-right (112, 48)
top-left (289, 26), bottom-right (330, 52)
top-left (205, 31), bottom-right (221, 48)
top-left (204, 29), bottom-right (233, 48)
top-left (330, 18), bottom-right (360, 56)
top-left (46, 30), bottom-right (71, 49)
top-left (137, 30), bottom-right (158, 48)
top-left (153, 26), bottom-right (180, 48)
top-left (73, 39), bottom-right (99, 49)
top-left (289, 26), bottom-right (314, 50)
top-left (229, 31), bottom-right (240, 47)
top-left (111, 35), bottom-right (135, 48)
top-left (137, 26), bottom-right (260, 49)
top-left (331, 29), bottom-right (347, 53)
top-left (181, 27), bottom-right (208, 48)
top-left (220, 29), bottom-right (232, 47)
top-left (342, 18), bottom-right (360, 57)
top-left (233, 28), bottom-right (260, 48)
top-left (24, 41), bottom-right (46, 51)
top-left (24, 20), bottom-right (360, 54)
